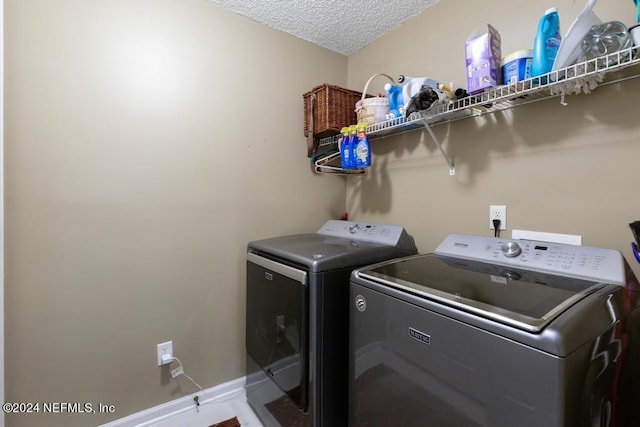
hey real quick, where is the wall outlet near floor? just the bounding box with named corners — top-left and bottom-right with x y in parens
top-left (489, 205), bottom-right (507, 230)
top-left (157, 341), bottom-right (174, 366)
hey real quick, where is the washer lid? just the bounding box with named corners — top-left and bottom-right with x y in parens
top-left (356, 253), bottom-right (606, 332)
top-left (248, 220), bottom-right (417, 272)
top-left (248, 233), bottom-right (416, 272)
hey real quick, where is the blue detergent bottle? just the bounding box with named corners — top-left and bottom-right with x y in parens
top-left (531, 7), bottom-right (562, 77)
top-left (339, 127), bottom-right (351, 169)
top-left (354, 123), bottom-right (371, 168)
top-left (347, 125), bottom-right (358, 169)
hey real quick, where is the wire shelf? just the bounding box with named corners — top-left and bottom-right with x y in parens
top-left (318, 45), bottom-right (640, 151)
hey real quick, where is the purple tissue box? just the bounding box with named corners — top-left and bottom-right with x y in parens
top-left (465, 24), bottom-right (502, 95)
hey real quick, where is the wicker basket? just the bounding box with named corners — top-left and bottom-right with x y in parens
top-left (303, 84), bottom-right (365, 156)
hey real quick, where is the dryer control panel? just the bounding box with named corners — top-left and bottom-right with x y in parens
top-left (317, 220), bottom-right (411, 247)
top-left (435, 234), bottom-right (626, 285)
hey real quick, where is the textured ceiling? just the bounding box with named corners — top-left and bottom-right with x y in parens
top-left (207, 0), bottom-right (440, 56)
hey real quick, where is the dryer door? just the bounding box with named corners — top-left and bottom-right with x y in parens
top-left (246, 253), bottom-right (309, 411)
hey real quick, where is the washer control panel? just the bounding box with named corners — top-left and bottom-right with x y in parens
top-left (317, 220), bottom-right (407, 246)
top-left (435, 233), bottom-right (626, 285)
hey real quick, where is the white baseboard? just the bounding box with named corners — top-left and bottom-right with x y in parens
top-left (99, 377), bottom-right (246, 427)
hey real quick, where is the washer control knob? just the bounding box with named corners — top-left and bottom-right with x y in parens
top-left (501, 241), bottom-right (522, 258)
top-left (349, 224), bottom-right (360, 234)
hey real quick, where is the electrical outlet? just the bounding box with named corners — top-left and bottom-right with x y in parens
top-left (157, 341), bottom-right (173, 366)
top-left (489, 205), bottom-right (507, 230)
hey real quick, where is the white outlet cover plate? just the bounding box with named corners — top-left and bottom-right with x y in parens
top-left (157, 341), bottom-right (173, 366)
top-left (489, 205), bottom-right (507, 230)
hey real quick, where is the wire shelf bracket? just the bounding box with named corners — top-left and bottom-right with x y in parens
top-left (420, 114), bottom-right (455, 176)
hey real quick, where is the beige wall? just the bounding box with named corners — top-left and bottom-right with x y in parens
top-left (6, 0), bottom-right (640, 425)
top-left (347, 0), bottom-right (640, 278)
top-left (4, 0), bottom-right (346, 425)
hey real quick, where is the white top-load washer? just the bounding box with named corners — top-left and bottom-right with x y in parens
top-left (350, 234), bottom-right (640, 427)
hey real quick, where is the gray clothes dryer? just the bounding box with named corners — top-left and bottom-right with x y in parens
top-left (350, 234), bottom-right (640, 427)
top-left (245, 220), bottom-right (417, 427)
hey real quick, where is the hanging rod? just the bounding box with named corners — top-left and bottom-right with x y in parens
top-left (312, 149), bottom-right (366, 176)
